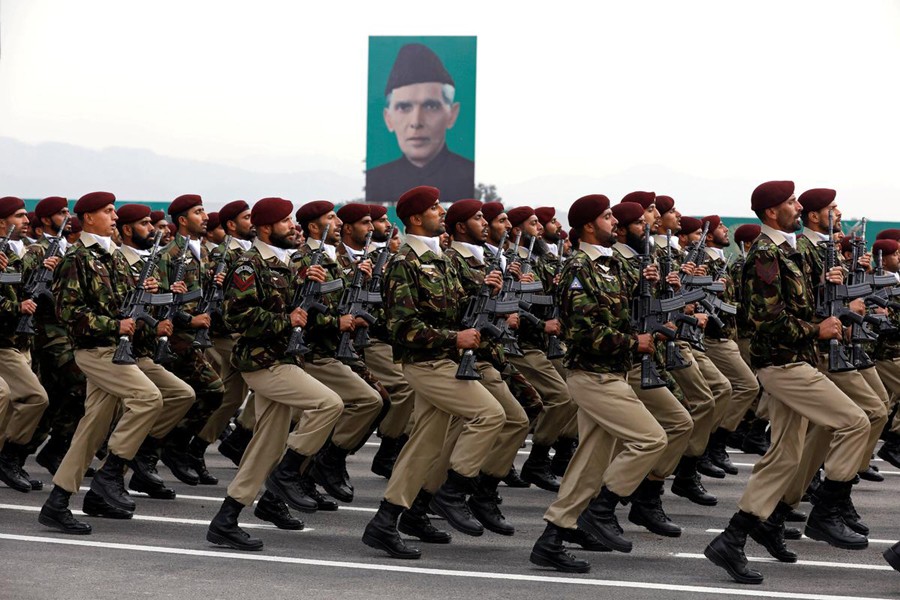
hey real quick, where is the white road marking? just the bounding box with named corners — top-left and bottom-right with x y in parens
top-left (0, 533), bottom-right (892, 600)
top-left (703, 529), bottom-right (895, 545)
top-left (674, 552), bottom-right (894, 572)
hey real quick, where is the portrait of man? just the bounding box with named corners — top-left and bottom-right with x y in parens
top-left (366, 39), bottom-right (476, 204)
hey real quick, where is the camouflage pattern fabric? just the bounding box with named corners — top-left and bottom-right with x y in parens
top-left (704, 250), bottom-right (737, 340)
top-left (157, 233), bottom-right (212, 339)
top-left (290, 240), bottom-right (343, 360)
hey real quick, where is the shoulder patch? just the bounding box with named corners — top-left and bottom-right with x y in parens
top-left (232, 264), bottom-right (256, 292)
top-left (569, 276), bottom-right (584, 290)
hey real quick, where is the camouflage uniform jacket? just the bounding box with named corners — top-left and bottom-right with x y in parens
top-left (53, 233), bottom-right (128, 350)
top-left (113, 244), bottom-right (165, 359)
top-left (384, 236), bottom-right (465, 364)
top-left (208, 237), bottom-right (248, 337)
top-left (0, 247), bottom-right (28, 350)
top-left (158, 233), bottom-right (211, 337)
top-left (558, 243), bottom-right (636, 374)
top-left (797, 230), bottom-right (831, 354)
top-left (729, 255), bottom-right (752, 339)
top-left (515, 242), bottom-right (558, 350)
top-left (336, 242), bottom-right (387, 343)
top-left (874, 272), bottom-right (900, 360)
top-left (703, 247), bottom-right (737, 340)
top-left (744, 225), bottom-right (819, 369)
top-left (290, 239), bottom-right (343, 360)
top-left (21, 235), bottom-right (71, 349)
top-left (224, 238), bottom-right (302, 372)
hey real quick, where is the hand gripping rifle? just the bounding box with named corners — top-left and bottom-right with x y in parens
top-left (192, 235), bottom-right (233, 350)
top-left (866, 248), bottom-right (900, 314)
top-left (16, 215), bottom-right (69, 335)
top-left (153, 240), bottom-right (203, 364)
top-left (692, 245), bottom-right (738, 334)
top-left (516, 236), bottom-right (555, 327)
top-left (112, 230), bottom-right (169, 365)
top-left (456, 231), bottom-right (520, 380)
top-left (336, 231), bottom-right (380, 363)
top-left (816, 210), bottom-right (872, 373)
top-left (498, 233), bottom-right (545, 357)
top-left (0, 226), bottom-right (24, 285)
top-left (285, 224), bottom-right (345, 357)
top-left (546, 239), bottom-right (565, 359)
top-left (348, 225), bottom-right (398, 353)
top-left (659, 229), bottom-right (705, 370)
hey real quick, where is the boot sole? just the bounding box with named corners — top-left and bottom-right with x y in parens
top-left (576, 516), bottom-right (632, 553)
top-left (703, 544), bottom-right (763, 584)
top-left (83, 507), bottom-right (134, 520)
top-left (429, 501), bottom-right (484, 537)
top-left (38, 512), bottom-right (92, 535)
top-left (627, 512), bottom-right (682, 538)
top-left (207, 529), bottom-right (263, 551)
top-left (884, 546), bottom-right (900, 572)
top-left (0, 472), bottom-right (32, 493)
top-left (529, 550), bottom-right (590, 573)
top-left (362, 532), bottom-right (422, 559)
top-left (398, 522), bottom-right (452, 544)
top-left (253, 508), bottom-right (304, 531)
top-left (804, 524), bottom-right (868, 550)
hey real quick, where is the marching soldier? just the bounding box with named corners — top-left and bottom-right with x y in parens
top-left (873, 235), bottom-right (900, 468)
top-left (203, 211), bottom-right (225, 253)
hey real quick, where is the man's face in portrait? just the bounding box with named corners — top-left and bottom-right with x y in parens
top-left (384, 82), bottom-right (460, 169)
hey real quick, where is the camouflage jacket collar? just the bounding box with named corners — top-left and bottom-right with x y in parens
top-left (79, 231), bottom-right (116, 255)
top-left (253, 238), bottom-right (291, 267)
top-left (705, 246), bottom-right (726, 262)
top-left (613, 241), bottom-right (638, 259)
top-left (118, 244), bottom-right (146, 267)
top-left (760, 224), bottom-right (798, 253)
top-left (579, 241), bottom-right (613, 261)
top-left (449, 240), bottom-right (485, 264)
top-left (406, 235), bottom-right (443, 260)
top-left (801, 227), bottom-right (829, 245)
top-left (305, 238), bottom-right (338, 262)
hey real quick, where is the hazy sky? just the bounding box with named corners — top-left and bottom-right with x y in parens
top-left (2, 0), bottom-right (899, 216)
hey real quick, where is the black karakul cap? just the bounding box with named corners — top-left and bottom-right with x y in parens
top-left (384, 43), bottom-right (455, 96)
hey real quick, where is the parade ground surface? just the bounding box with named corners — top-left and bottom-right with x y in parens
top-left (2, 437), bottom-right (898, 600)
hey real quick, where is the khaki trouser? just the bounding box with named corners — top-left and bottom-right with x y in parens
top-left (136, 357), bottom-right (197, 440)
top-left (0, 348), bottom-right (49, 446)
top-left (669, 342), bottom-right (717, 456)
top-left (304, 357), bottom-right (383, 451)
top-left (227, 364), bottom-right (343, 506)
top-left (198, 335), bottom-right (248, 444)
top-left (365, 341), bottom-right (415, 439)
top-left (423, 362), bottom-right (530, 492)
top-left (509, 349), bottom-right (578, 446)
top-left (53, 347), bottom-right (163, 494)
top-left (876, 358), bottom-right (900, 435)
top-left (383, 359), bottom-right (505, 508)
top-left (0, 376), bottom-right (10, 436)
top-left (237, 392), bottom-right (257, 430)
top-left (627, 366), bottom-right (693, 479)
top-left (705, 339), bottom-right (760, 431)
top-left (544, 370), bottom-right (667, 529)
top-left (738, 362), bottom-right (869, 518)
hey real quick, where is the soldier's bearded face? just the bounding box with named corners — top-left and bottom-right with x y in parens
top-left (543, 218), bottom-right (560, 242)
top-left (371, 215), bottom-right (391, 242)
top-left (418, 202), bottom-right (445, 236)
top-left (774, 196), bottom-right (802, 233)
top-left (131, 217), bottom-right (157, 249)
top-left (644, 205), bottom-right (660, 234)
top-left (269, 218), bottom-right (298, 249)
top-left (884, 250), bottom-right (900, 272)
top-left (5, 210), bottom-right (28, 240)
top-left (462, 213), bottom-right (488, 245)
top-left (625, 220), bottom-right (646, 251)
top-left (594, 210), bottom-right (618, 247)
top-left (713, 223), bottom-right (730, 247)
top-left (183, 206), bottom-right (208, 237)
top-left (659, 209), bottom-right (680, 235)
top-left (384, 82), bottom-right (460, 168)
top-left (348, 217), bottom-right (374, 247)
top-left (44, 209), bottom-right (72, 235)
top-left (489, 214), bottom-right (510, 246)
top-left (230, 210), bottom-right (256, 241)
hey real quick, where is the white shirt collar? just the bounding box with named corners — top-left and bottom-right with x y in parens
top-left (781, 231), bottom-right (797, 249)
top-left (44, 233), bottom-right (69, 254)
top-left (7, 239), bottom-right (24, 258)
top-left (343, 243), bottom-right (365, 261)
top-left (546, 241), bottom-right (559, 257)
top-left (322, 243), bottom-right (337, 262)
top-left (709, 247), bottom-right (726, 261)
top-left (581, 241), bottom-right (613, 257)
top-left (187, 238), bottom-right (202, 260)
top-left (371, 241), bottom-right (387, 249)
top-left (235, 238), bottom-right (252, 251)
top-left (407, 234), bottom-right (442, 257)
top-left (132, 247), bottom-right (151, 257)
top-left (457, 241), bottom-right (486, 264)
top-left (261, 240), bottom-right (291, 265)
top-left (83, 232), bottom-right (113, 253)
top-left (485, 243), bottom-right (507, 270)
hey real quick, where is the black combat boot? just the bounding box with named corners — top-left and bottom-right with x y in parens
top-left (82, 489), bottom-right (133, 519)
top-left (821, 486), bottom-right (869, 535)
top-left (265, 449), bottom-right (317, 512)
top-left (877, 433), bottom-right (900, 468)
top-left (748, 502), bottom-right (797, 563)
top-left (207, 496), bottom-right (263, 551)
top-left (0, 442), bottom-right (32, 493)
top-left (218, 423), bottom-right (252, 466)
top-left (36, 435), bottom-right (69, 475)
top-left (129, 437), bottom-right (164, 488)
top-left (628, 478), bottom-right (682, 537)
top-left (310, 442), bottom-right (353, 503)
top-left (362, 499), bottom-right (422, 559)
top-left (371, 435), bottom-right (403, 479)
top-left (501, 465), bottom-right (530, 488)
top-left (704, 511), bottom-right (763, 584)
top-left (530, 521), bottom-right (591, 573)
top-left (726, 415), bottom-right (751, 450)
top-left (576, 486), bottom-right (632, 553)
top-left (187, 437), bottom-right (218, 485)
top-left (858, 463), bottom-right (883, 482)
top-left (742, 419), bottom-right (770, 455)
top-left (805, 478), bottom-right (868, 550)
top-left (398, 490), bottom-right (452, 543)
top-left (785, 506), bottom-right (807, 522)
top-left (128, 471), bottom-right (177, 499)
top-left (672, 456), bottom-right (718, 506)
top-left (697, 451), bottom-right (726, 479)
top-left (160, 429), bottom-right (200, 485)
top-left (560, 527), bottom-right (611, 551)
top-left (430, 469), bottom-right (484, 536)
top-left (13, 443), bottom-right (42, 490)
top-left (521, 444), bottom-right (561, 492)
top-left (884, 540), bottom-right (900, 572)
top-left (39, 486), bottom-right (92, 534)
top-left (784, 526), bottom-right (802, 540)
top-left (254, 490), bottom-right (304, 530)
top-left (707, 428), bottom-right (739, 475)
top-left (550, 437), bottom-right (577, 478)
top-left (468, 474), bottom-right (515, 536)
top-left (298, 471), bottom-right (338, 511)
top-left (90, 453), bottom-right (136, 512)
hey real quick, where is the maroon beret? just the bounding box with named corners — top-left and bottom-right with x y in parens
top-left (252, 197), bottom-right (294, 227)
top-left (168, 194), bottom-right (203, 217)
top-left (680, 216), bottom-right (703, 235)
top-left (558, 229), bottom-right (568, 240)
top-left (74, 191), bottom-right (115, 215)
top-left (655, 195), bottom-right (675, 215)
top-left (876, 228), bottom-right (900, 241)
top-left (336, 203), bottom-right (370, 225)
top-left (207, 212), bottom-right (222, 231)
top-left (750, 181), bottom-right (794, 212)
top-left (507, 206), bottom-right (535, 227)
top-left (396, 186), bottom-right (439, 221)
top-left (734, 223), bottom-right (761, 244)
top-left (481, 201), bottom-right (505, 224)
top-left (568, 228), bottom-right (579, 244)
top-left (702, 215), bottom-right (722, 232)
top-left (295, 200), bottom-right (335, 225)
top-left (116, 203), bottom-right (152, 225)
top-left (798, 188), bottom-right (837, 213)
top-left (167, 222), bottom-right (177, 236)
top-left (219, 200), bottom-right (249, 226)
top-left (69, 216), bottom-right (82, 234)
top-left (611, 202), bottom-right (644, 226)
top-left (569, 195), bottom-right (611, 229)
top-left (621, 191), bottom-right (656, 209)
top-left (535, 207), bottom-right (555, 225)
top-left (150, 210), bottom-right (166, 223)
top-left (0, 196), bottom-right (25, 219)
top-left (35, 196), bottom-right (68, 220)
top-left (873, 239), bottom-right (899, 256)
top-left (385, 43), bottom-right (454, 96)
top-left (369, 204), bottom-right (388, 220)
top-left (445, 199), bottom-right (483, 231)
top-left (840, 236), bottom-right (853, 255)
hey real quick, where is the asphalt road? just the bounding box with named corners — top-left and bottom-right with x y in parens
top-left (1, 438), bottom-right (898, 600)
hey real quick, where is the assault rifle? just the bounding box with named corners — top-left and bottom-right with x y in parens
top-left (112, 231), bottom-right (169, 365)
top-left (659, 229), bottom-right (705, 370)
top-left (192, 235), bottom-right (233, 349)
top-left (16, 215), bottom-right (69, 335)
top-left (498, 233), bottom-right (546, 357)
top-left (457, 231), bottom-right (520, 380)
top-left (154, 241), bottom-right (203, 364)
top-left (285, 224), bottom-right (344, 357)
top-left (348, 225), bottom-right (398, 353)
top-left (546, 239), bottom-right (565, 360)
top-left (516, 236), bottom-right (554, 326)
top-left (867, 249), bottom-right (900, 313)
top-left (336, 231), bottom-right (380, 363)
top-left (0, 226), bottom-right (23, 285)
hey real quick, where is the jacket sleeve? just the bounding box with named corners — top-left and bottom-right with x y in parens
top-left (53, 253), bottom-right (119, 339)
top-left (384, 259), bottom-right (457, 350)
top-left (745, 247), bottom-right (818, 343)
top-left (223, 262), bottom-right (292, 336)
